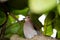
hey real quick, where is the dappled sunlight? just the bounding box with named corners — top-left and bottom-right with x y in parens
top-left (51, 29), bottom-right (57, 38)
top-left (18, 15), bottom-right (25, 21)
top-left (38, 14), bottom-right (46, 25)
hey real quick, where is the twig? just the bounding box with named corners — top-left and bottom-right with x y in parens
top-left (0, 13), bottom-right (8, 40)
top-left (9, 13), bottom-right (20, 24)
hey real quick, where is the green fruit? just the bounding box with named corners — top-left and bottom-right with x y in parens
top-left (0, 10), bottom-right (6, 26)
top-left (5, 21), bottom-right (24, 38)
top-left (8, 0), bottom-right (28, 9)
top-left (10, 8), bottom-right (29, 16)
top-left (44, 12), bottom-right (55, 36)
top-left (29, 0), bottom-right (57, 14)
top-left (30, 13), bottom-right (43, 31)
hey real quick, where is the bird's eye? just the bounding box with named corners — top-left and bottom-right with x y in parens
top-left (28, 16), bottom-right (30, 18)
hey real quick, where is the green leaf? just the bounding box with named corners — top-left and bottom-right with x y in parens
top-left (6, 14), bottom-right (19, 28)
top-left (5, 21), bottom-right (24, 38)
top-left (0, 10), bottom-right (6, 26)
top-left (8, 15), bottom-right (16, 23)
top-left (45, 25), bottom-right (53, 36)
top-left (54, 15), bottom-right (60, 31)
top-left (57, 31), bottom-right (60, 38)
top-left (10, 8), bottom-right (29, 16)
top-left (17, 21), bottom-right (25, 37)
top-left (44, 12), bottom-right (55, 25)
top-left (6, 18), bottom-right (12, 28)
top-left (8, 15), bottom-right (19, 23)
top-left (44, 12), bottom-right (55, 36)
top-left (53, 12), bottom-right (60, 38)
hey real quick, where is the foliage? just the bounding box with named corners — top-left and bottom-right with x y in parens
top-left (0, 0), bottom-right (60, 39)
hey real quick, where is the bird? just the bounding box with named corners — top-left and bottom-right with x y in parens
top-left (23, 16), bottom-right (37, 39)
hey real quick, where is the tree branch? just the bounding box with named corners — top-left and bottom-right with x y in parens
top-left (9, 13), bottom-right (21, 24)
top-left (0, 13), bottom-right (8, 40)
